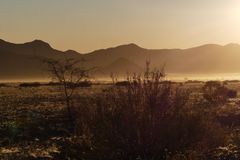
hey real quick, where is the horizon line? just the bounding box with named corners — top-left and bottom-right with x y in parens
top-left (1, 38), bottom-right (239, 54)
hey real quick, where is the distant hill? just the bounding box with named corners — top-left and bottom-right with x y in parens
top-left (1, 39), bottom-right (240, 79)
top-left (0, 39), bottom-right (81, 79)
top-left (100, 57), bottom-right (142, 75)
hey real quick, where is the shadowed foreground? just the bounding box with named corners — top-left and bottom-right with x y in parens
top-left (1, 79), bottom-right (240, 159)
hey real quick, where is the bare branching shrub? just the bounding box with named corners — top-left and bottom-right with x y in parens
top-left (44, 58), bottom-right (91, 127)
top-left (72, 63), bottom-right (225, 159)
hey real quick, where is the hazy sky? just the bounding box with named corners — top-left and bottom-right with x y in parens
top-left (1, 0), bottom-right (240, 53)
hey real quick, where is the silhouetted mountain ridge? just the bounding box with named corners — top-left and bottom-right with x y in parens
top-left (1, 39), bottom-right (240, 79)
top-left (23, 40), bottom-right (52, 49)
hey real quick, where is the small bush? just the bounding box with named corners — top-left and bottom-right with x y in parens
top-left (0, 83), bottom-right (9, 88)
top-left (115, 81), bottom-right (130, 86)
top-left (224, 80), bottom-right (240, 83)
top-left (185, 80), bottom-right (203, 84)
top-left (45, 81), bottom-right (92, 88)
top-left (77, 81), bottom-right (92, 88)
top-left (202, 81), bottom-right (238, 107)
top-left (202, 81), bottom-right (230, 106)
top-left (45, 82), bottom-right (61, 86)
top-left (66, 81), bottom-right (92, 88)
top-left (19, 82), bottom-right (42, 88)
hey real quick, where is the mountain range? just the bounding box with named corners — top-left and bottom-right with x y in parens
top-left (1, 39), bottom-right (240, 80)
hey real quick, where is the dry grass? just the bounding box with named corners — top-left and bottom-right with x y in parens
top-left (0, 80), bottom-right (240, 159)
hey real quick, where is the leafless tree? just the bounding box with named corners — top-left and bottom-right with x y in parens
top-left (43, 58), bottom-right (90, 125)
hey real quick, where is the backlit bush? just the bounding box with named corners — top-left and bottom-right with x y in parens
top-left (73, 66), bottom-right (226, 159)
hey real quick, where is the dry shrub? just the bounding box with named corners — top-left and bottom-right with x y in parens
top-left (19, 82), bottom-right (42, 88)
top-left (72, 65), bottom-right (226, 159)
top-left (0, 83), bottom-right (9, 88)
top-left (202, 81), bottom-right (237, 106)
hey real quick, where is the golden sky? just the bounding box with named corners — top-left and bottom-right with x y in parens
top-left (1, 0), bottom-right (240, 53)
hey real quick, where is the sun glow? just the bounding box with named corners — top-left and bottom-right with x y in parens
top-left (228, 3), bottom-right (240, 23)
